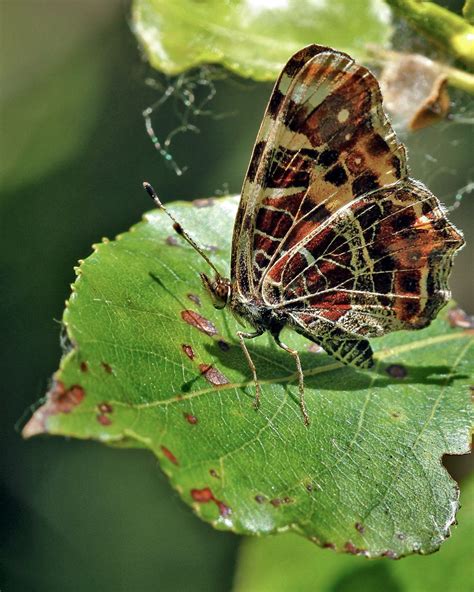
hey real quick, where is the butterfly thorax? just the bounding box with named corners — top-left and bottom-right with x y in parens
top-left (229, 286), bottom-right (287, 336)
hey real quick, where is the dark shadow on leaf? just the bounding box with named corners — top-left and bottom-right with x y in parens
top-left (373, 363), bottom-right (467, 388)
top-left (203, 341), bottom-right (370, 391)
top-left (202, 341), bottom-right (466, 392)
top-left (149, 271), bottom-right (189, 310)
top-left (181, 374), bottom-right (203, 393)
top-left (442, 437), bottom-right (474, 483)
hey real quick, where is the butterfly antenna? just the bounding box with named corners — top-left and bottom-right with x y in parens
top-left (143, 182), bottom-right (221, 275)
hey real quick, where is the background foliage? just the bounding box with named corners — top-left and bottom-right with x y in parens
top-left (1, 1), bottom-right (472, 590)
top-left (132, 0), bottom-right (392, 78)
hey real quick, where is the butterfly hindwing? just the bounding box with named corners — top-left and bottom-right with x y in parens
top-left (266, 179), bottom-right (463, 339)
top-left (288, 311), bottom-right (374, 369)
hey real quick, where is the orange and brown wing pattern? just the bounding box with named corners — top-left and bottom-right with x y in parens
top-left (269, 179), bottom-right (463, 343)
top-left (231, 44), bottom-right (406, 297)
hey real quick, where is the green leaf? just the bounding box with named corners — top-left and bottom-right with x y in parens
top-left (464, 0), bottom-right (474, 25)
top-left (132, 0), bottom-right (392, 81)
top-left (385, 0), bottom-right (474, 69)
top-left (234, 473), bottom-right (474, 592)
top-left (23, 196), bottom-right (472, 558)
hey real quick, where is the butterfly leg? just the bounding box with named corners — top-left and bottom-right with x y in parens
top-left (273, 335), bottom-right (310, 426)
top-left (237, 330), bottom-right (263, 410)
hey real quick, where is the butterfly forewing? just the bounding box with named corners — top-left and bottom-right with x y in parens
top-left (231, 44), bottom-right (408, 299)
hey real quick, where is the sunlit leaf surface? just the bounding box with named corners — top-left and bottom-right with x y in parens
top-left (234, 473), bottom-right (474, 591)
top-left (24, 196), bottom-right (472, 557)
top-left (132, 0), bottom-right (392, 80)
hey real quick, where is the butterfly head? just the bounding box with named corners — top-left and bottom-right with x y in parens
top-left (200, 273), bottom-right (231, 310)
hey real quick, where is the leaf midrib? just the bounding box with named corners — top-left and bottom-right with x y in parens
top-left (110, 330), bottom-right (471, 410)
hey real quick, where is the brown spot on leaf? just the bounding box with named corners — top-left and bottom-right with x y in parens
top-left (254, 494), bottom-right (265, 504)
top-left (191, 487), bottom-right (213, 502)
top-left (187, 293), bottom-right (201, 307)
top-left (397, 533), bottom-right (406, 540)
top-left (80, 361), bottom-right (88, 372)
top-left (447, 306), bottom-right (474, 330)
top-left (323, 542), bottom-right (336, 550)
top-left (386, 364), bottom-right (407, 379)
top-left (391, 411), bottom-right (401, 419)
top-left (181, 310), bottom-right (218, 336)
top-left (22, 382), bottom-right (85, 438)
top-left (270, 497), bottom-right (293, 507)
top-left (382, 550), bottom-right (398, 559)
top-left (217, 339), bottom-right (230, 352)
top-left (181, 344), bottom-right (196, 361)
top-left (166, 235), bottom-right (179, 247)
top-left (217, 501), bottom-right (231, 517)
top-left (58, 384), bottom-right (84, 409)
top-left (306, 483), bottom-right (314, 492)
top-left (345, 541), bottom-right (357, 554)
top-left (161, 445), bottom-right (179, 465)
top-left (97, 413), bottom-right (112, 426)
top-left (191, 487), bottom-right (231, 517)
top-left (98, 402), bottom-right (113, 414)
top-left (344, 541), bottom-right (367, 556)
top-left (101, 362), bottom-right (113, 374)
top-left (209, 469), bottom-right (219, 478)
top-left (198, 364), bottom-right (230, 386)
top-left (193, 198), bottom-right (214, 208)
top-left (355, 522), bottom-right (365, 534)
top-left (184, 412), bottom-right (198, 425)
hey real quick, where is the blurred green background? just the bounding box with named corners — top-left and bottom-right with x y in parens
top-left (1, 1), bottom-right (472, 590)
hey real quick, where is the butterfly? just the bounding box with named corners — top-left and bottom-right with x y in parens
top-left (144, 44), bottom-right (464, 425)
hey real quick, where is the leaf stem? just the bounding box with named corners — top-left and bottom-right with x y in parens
top-left (385, 0), bottom-right (474, 68)
top-left (444, 63), bottom-right (474, 93)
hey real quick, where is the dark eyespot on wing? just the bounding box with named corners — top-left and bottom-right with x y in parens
top-left (324, 164), bottom-right (348, 186)
top-left (366, 134), bottom-right (390, 156)
top-left (398, 270), bottom-right (421, 293)
top-left (391, 155), bottom-right (402, 179)
top-left (247, 140), bottom-right (267, 183)
top-left (268, 89), bottom-right (285, 118)
top-left (352, 172), bottom-right (380, 196)
top-left (318, 149), bottom-right (339, 168)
